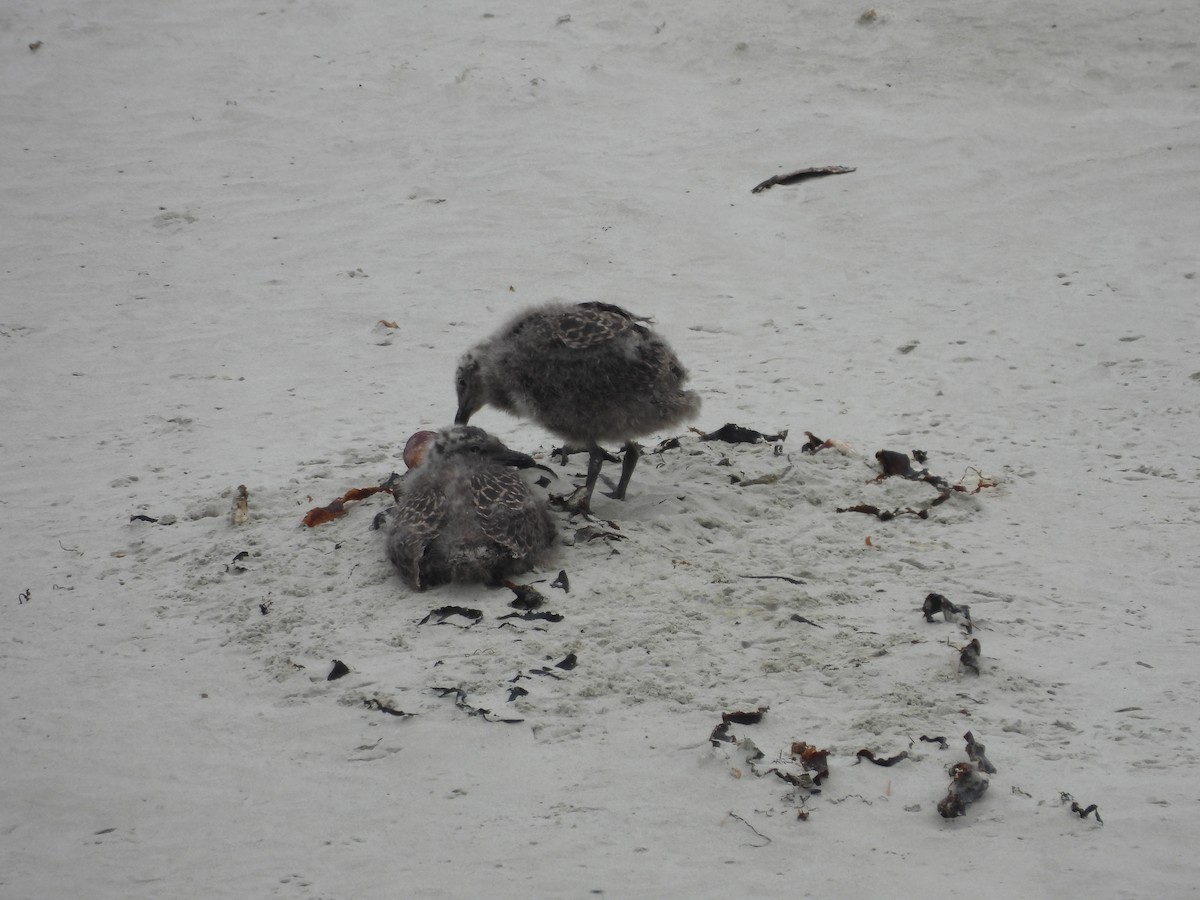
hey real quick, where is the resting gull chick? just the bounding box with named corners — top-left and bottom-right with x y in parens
top-left (386, 425), bottom-right (556, 591)
top-left (454, 301), bottom-right (701, 512)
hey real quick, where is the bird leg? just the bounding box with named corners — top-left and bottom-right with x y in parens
top-left (556, 443), bottom-right (608, 514)
top-left (606, 441), bottom-right (641, 500)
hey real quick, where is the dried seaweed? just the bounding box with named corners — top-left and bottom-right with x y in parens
top-left (418, 606), bottom-right (483, 626)
top-left (709, 707), bottom-right (768, 746)
top-left (692, 423), bottom-right (788, 444)
top-left (855, 749), bottom-right (909, 767)
top-left (836, 502), bottom-right (934, 521)
top-left (432, 686), bottom-right (524, 724)
top-left (723, 707), bottom-right (769, 726)
top-left (327, 659), bottom-right (350, 681)
top-left (790, 741), bottom-right (831, 785)
top-left (918, 735), bottom-right (949, 750)
top-left (751, 165), bottom-right (855, 193)
top-left (551, 570), bottom-right (570, 592)
top-left (364, 699), bottom-right (415, 718)
top-left (1060, 792), bottom-right (1103, 824)
top-left (789, 614), bottom-right (823, 628)
top-left (302, 483), bottom-right (395, 527)
top-left (497, 610), bottom-right (564, 623)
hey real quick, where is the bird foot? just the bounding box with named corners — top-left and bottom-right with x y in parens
top-left (550, 485), bottom-right (595, 516)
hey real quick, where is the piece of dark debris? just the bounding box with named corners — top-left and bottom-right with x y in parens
top-left (837, 502), bottom-right (931, 521)
top-left (652, 436), bottom-right (681, 453)
top-left (129, 514), bottom-right (159, 523)
top-left (418, 606), bottom-right (483, 626)
top-left (571, 523), bottom-right (627, 543)
top-left (855, 749), bottom-right (909, 767)
top-left (790, 613), bottom-right (823, 628)
top-left (550, 570), bottom-right (570, 592)
top-left (504, 581), bottom-right (545, 610)
top-left (964, 731), bottom-right (996, 774)
top-left (710, 721), bottom-right (735, 745)
top-left (507, 686), bottom-right (529, 702)
top-left (327, 660), bottom-right (350, 681)
top-left (226, 551), bottom-right (251, 575)
top-left (1060, 792), bottom-right (1103, 824)
top-left (917, 735), bottom-right (949, 750)
top-left (873, 449), bottom-right (950, 489)
top-left (432, 686), bottom-right (523, 724)
top-left (743, 575), bottom-right (804, 591)
top-left (364, 698), bottom-right (415, 718)
top-left (692, 423), bottom-right (788, 444)
top-left (709, 707), bottom-right (768, 746)
top-left (554, 652), bottom-right (578, 671)
top-left (791, 742), bottom-right (831, 784)
top-left (923, 592), bottom-right (973, 632)
top-left (259, 599), bottom-right (272, 615)
top-left (497, 610), bottom-right (564, 623)
top-left (723, 707), bottom-right (769, 726)
top-left (937, 761), bottom-right (990, 818)
top-left (751, 164), bottom-right (855, 193)
top-left (959, 639), bottom-right (982, 676)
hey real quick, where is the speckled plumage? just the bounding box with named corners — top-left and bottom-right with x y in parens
top-left (385, 426), bottom-right (555, 591)
top-left (454, 302), bottom-right (700, 510)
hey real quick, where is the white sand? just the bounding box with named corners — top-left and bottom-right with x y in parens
top-left (3, 1), bottom-right (1198, 896)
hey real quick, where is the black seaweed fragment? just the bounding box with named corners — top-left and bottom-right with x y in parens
top-left (855, 749), bottom-right (909, 767)
top-left (432, 686), bottom-right (524, 724)
top-left (694, 423), bottom-right (788, 444)
top-left (364, 699), bottom-right (414, 718)
top-left (418, 606), bottom-right (483, 626)
top-left (1060, 792), bottom-right (1103, 824)
top-left (751, 165), bottom-right (855, 193)
top-left (497, 610), bottom-right (565, 623)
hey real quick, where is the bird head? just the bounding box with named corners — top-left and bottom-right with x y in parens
top-left (454, 351), bottom-right (485, 425)
top-left (434, 425), bottom-right (555, 477)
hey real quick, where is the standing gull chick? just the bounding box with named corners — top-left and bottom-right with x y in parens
top-left (454, 301), bottom-right (701, 512)
top-left (386, 425), bottom-right (556, 591)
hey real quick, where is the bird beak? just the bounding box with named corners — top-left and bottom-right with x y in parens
top-left (491, 448), bottom-right (557, 478)
top-left (454, 404), bottom-right (470, 425)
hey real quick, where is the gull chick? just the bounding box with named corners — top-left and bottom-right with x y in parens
top-left (386, 426), bottom-right (555, 591)
top-left (454, 301), bottom-right (700, 512)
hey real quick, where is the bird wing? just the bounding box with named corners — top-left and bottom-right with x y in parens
top-left (390, 484), bottom-right (448, 555)
top-left (470, 468), bottom-right (544, 559)
top-left (553, 305), bottom-right (639, 350)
